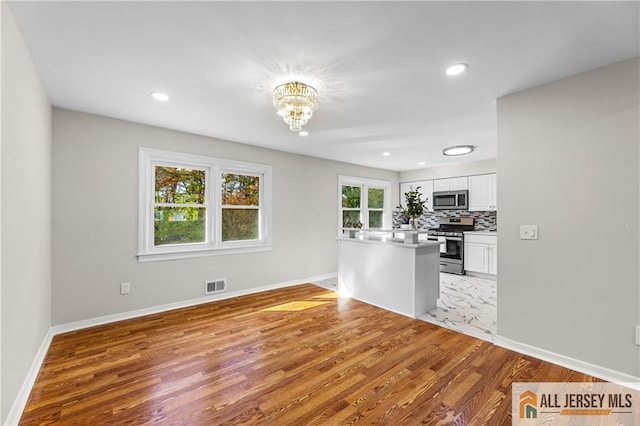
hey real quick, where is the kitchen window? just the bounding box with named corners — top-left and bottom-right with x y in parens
top-left (139, 148), bottom-right (272, 262)
top-left (339, 176), bottom-right (391, 229)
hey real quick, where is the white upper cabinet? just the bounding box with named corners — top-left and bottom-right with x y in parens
top-left (419, 180), bottom-right (434, 212)
top-left (399, 182), bottom-right (412, 209)
top-left (468, 173), bottom-right (497, 211)
top-left (433, 176), bottom-right (468, 192)
top-left (399, 180), bottom-right (433, 211)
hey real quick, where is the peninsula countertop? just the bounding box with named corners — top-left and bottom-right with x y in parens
top-left (338, 227), bottom-right (443, 246)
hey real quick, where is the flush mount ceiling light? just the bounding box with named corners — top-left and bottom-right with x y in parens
top-left (273, 81), bottom-right (318, 132)
top-left (445, 63), bottom-right (468, 76)
top-left (150, 91), bottom-right (169, 102)
top-left (382, 152), bottom-right (391, 157)
top-left (443, 145), bottom-right (474, 156)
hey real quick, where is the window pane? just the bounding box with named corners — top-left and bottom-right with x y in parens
top-left (368, 187), bottom-right (384, 208)
top-left (154, 206), bottom-right (206, 245)
top-left (155, 166), bottom-right (205, 204)
top-left (369, 211), bottom-right (383, 228)
top-left (342, 210), bottom-right (361, 227)
top-left (342, 185), bottom-right (361, 208)
top-left (222, 174), bottom-right (260, 206)
top-left (222, 208), bottom-right (259, 241)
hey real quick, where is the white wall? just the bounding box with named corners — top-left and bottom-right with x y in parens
top-left (52, 109), bottom-right (398, 325)
top-left (1, 3), bottom-right (52, 421)
top-left (497, 58), bottom-right (640, 377)
top-left (399, 159), bottom-right (496, 183)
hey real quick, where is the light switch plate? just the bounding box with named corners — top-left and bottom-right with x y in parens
top-left (520, 225), bottom-right (538, 240)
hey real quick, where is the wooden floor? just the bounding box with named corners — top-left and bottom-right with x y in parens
top-left (21, 284), bottom-right (599, 425)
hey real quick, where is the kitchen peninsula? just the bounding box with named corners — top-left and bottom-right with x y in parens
top-left (337, 229), bottom-right (442, 318)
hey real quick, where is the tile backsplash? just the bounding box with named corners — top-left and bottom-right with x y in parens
top-left (393, 210), bottom-right (497, 231)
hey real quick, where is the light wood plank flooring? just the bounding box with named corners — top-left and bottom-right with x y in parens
top-left (20, 284), bottom-right (599, 425)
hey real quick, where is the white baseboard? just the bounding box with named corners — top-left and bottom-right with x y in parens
top-left (495, 335), bottom-right (640, 389)
top-left (5, 328), bottom-right (54, 426)
top-left (305, 271), bottom-right (338, 283)
top-left (464, 271), bottom-right (497, 281)
top-left (52, 273), bottom-right (337, 335)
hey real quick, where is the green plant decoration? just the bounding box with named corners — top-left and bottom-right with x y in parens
top-left (402, 186), bottom-right (427, 229)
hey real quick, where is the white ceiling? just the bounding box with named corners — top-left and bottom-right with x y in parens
top-left (7, 1), bottom-right (639, 171)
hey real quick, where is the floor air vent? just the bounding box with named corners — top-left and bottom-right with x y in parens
top-left (205, 279), bottom-right (226, 294)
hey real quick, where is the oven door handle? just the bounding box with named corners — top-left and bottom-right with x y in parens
top-left (445, 237), bottom-right (463, 241)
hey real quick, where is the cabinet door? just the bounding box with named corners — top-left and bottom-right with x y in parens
top-left (490, 174), bottom-right (497, 211)
top-left (415, 180), bottom-right (433, 212)
top-left (464, 242), bottom-right (488, 273)
top-left (449, 176), bottom-right (468, 190)
top-left (468, 173), bottom-right (496, 211)
top-left (433, 178), bottom-right (450, 192)
top-left (400, 181), bottom-right (433, 211)
top-left (433, 176), bottom-right (468, 192)
top-left (488, 244), bottom-right (498, 275)
top-left (399, 182), bottom-right (413, 209)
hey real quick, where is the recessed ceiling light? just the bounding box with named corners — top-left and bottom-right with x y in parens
top-left (150, 91), bottom-right (169, 102)
top-left (382, 152), bottom-right (391, 157)
top-left (298, 131), bottom-right (309, 136)
top-left (445, 63), bottom-right (468, 76)
top-left (418, 161), bottom-right (426, 166)
top-left (443, 145), bottom-right (474, 156)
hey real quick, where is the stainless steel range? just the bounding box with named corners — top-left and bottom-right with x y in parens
top-left (427, 216), bottom-right (474, 275)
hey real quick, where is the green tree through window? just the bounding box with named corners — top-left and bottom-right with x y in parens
top-left (341, 185), bottom-right (362, 227)
top-left (221, 173), bottom-right (260, 241)
top-left (154, 166), bottom-right (207, 246)
top-left (368, 187), bottom-right (385, 228)
top-left (139, 148), bottom-right (272, 260)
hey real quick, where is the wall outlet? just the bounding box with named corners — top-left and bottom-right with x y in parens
top-left (636, 325), bottom-right (640, 346)
top-left (120, 282), bottom-right (130, 295)
top-left (520, 225), bottom-right (539, 240)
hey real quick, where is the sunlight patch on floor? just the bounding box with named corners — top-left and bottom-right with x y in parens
top-left (262, 300), bottom-right (329, 312)
top-left (312, 292), bottom-right (341, 299)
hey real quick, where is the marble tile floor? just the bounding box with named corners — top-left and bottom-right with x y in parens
top-left (419, 273), bottom-right (497, 342)
top-left (312, 273), bottom-right (497, 342)
top-left (312, 276), bottom-right (338, 291)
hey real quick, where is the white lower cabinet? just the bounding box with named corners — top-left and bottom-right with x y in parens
top-left (464, 233), bottom-right (497, 276)
top-left (488, 243), bottom-right (497, 275)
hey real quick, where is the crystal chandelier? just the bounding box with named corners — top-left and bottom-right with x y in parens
top-left (273, 81), bottom-right (318, 132)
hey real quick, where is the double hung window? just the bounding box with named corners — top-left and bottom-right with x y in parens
top-left (139, 148), bottom-right (271, 261)
top-left (338, 176), bottom-right (391, 229)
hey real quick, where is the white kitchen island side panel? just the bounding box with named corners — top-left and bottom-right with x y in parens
top-left (338, 239), bottom-right (440, 318)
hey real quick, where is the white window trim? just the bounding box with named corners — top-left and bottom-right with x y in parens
top-left (338, 175), bottom-right (391, 229)
top-left (138, 148), bottom-right (272, 262)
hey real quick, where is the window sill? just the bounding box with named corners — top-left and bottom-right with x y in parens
top-left (137, 244), bottom-right (273, 263)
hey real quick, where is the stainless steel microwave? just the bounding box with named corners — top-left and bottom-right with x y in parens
top-left (433, 190), bottom-right (468, 210)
